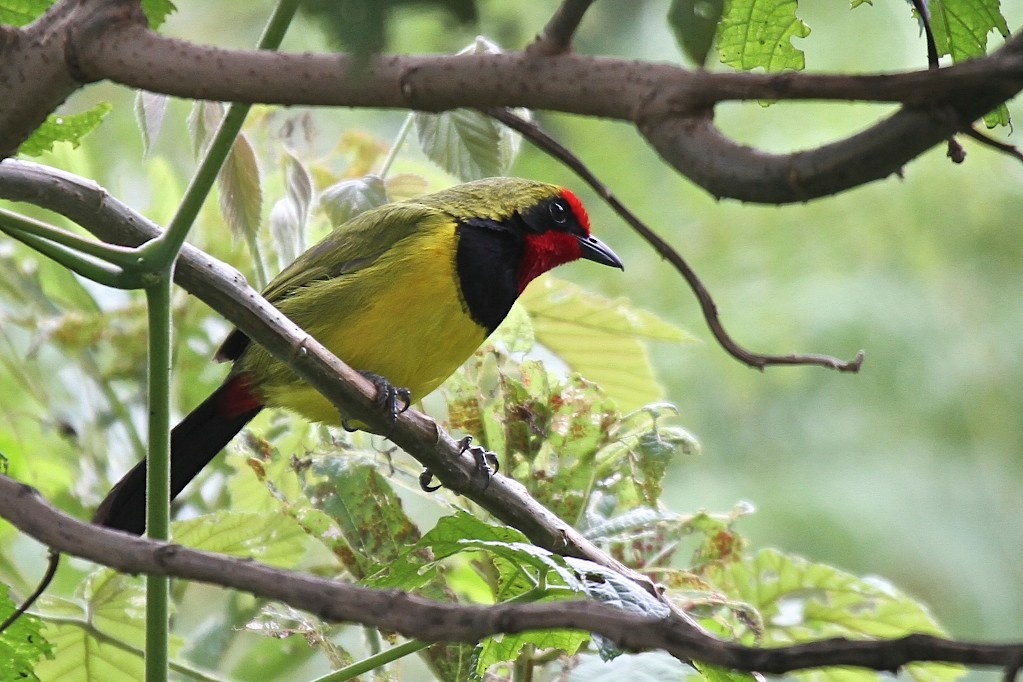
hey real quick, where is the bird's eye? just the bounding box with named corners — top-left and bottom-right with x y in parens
top-left (549, 200), bottom-right (569, 224)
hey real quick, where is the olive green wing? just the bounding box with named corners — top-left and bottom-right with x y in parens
top-left (216, 201), bottom-right (441, 362)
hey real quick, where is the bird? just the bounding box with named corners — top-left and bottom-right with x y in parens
top-left (93, 177), bottom-right (624, 535)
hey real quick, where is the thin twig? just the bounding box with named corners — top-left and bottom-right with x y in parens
top-left (909, 0), bottom-right (940, 69)
top-left (0, 550), bottom-right (58, 632)
top-left (530, 0), bottom-right (594, 55)
top-left (910, 0), bottom-right (968, 164)
top-left (488, 108), bottom-right (864, 373)
top-left (964, 126), bottom-right (1023, 163)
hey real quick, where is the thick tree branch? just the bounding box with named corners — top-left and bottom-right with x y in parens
top-left (2, 3), bottom-right (1023, 201)
top-left (0, 158), bottom-right (667, 606)
top-left (3, 474), bottom-right (1023, 676)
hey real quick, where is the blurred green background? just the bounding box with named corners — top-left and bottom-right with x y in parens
top-left (7, 0), bottom-right (1023, 657)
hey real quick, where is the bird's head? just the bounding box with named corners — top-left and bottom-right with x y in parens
top-left (434, 177), bottom-right (623, 332)
top-left (513, 185), bottom-right (623, 292)
top-left (438, 177), bottom-right (623, 293)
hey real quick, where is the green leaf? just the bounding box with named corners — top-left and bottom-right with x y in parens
top-left (172, 510), bottom-right (308, 568)
top-left (141, 0), bottom-right (175, 29)
top-left (17, 103), bottom-right (113, 157)
top-left (983, 104), bottom-right (1010, 129)
top-left (365, 511), bottom-right (578, 593)
top-left (472, 627), bottom-right (589, 680)
top-left (695, 661), bottom-right (759, 682)
top-left (34, 570), bottom-right (178, 681)
top-left (219, 127), bottom-right (263, 240)
top-left (414, 109), bottom-right (516, 182)
top-left (928, 0), bottom-right (1010, 127)
top-left (385, 172), bottom-right (429, 201)
top-left (929, 0), bottom-right (1009, 62)
top-left (0, 584), bottom-right (53, 681)
top-left (243, 602), bottom-right (354, 668)
top-left (518, 276), bottom-right (692, 411)
top-left (319, 175), bottom-right (388, 226)
top-left (187, 101), bottom-right (264, 238)
top-left (668, 0), bottom-right (726, 67)
top-left (186, 100), bottom-right (216, 159)
top-left (413, 36), bottom-right (525, 182)
top-left (304, 458), bottom-right (423, 578)
top-left (707, 549), bottom-right (965, 682)
top-left (717, 0), bottom-right (810, 71)
top-left (0, 0), bottom-right (53, 25)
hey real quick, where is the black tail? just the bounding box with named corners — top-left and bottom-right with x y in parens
top-left (93, 379), bottom-right (262, 535)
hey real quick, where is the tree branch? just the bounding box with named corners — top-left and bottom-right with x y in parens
top-left (2, 474), bottom-right (1023, 676)
top-left (0, 158), bottom-right (666, 606)
top-left (2, 3), bottom-right (1023, 201)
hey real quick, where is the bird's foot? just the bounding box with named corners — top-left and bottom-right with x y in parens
top-left (341, 371), bottom-right (411, 432)
top-left (419, 436), bottom-right (499, 492)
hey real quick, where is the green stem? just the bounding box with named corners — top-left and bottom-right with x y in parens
top-left (0, 208), bottom-right (143, 266)
top-left (137, 3), bottom-right (301, 679)
top-left (141, 0), bottom-right (302, 269)
top-left (0, 210), bottom-right (144, 289)
top-left (311, 639), bottom-right (429, 682)
top-left (144, 273), bottom-right (173, 682)
top-left (377, 113), bottom-right (414, 180)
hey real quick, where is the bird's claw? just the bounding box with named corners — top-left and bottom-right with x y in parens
top-left (419, 436), bottom-right (499, 493)
top-left (420, 468), bottom-right (442, 492)
top-left (341, 371), bottom-right (411, 432)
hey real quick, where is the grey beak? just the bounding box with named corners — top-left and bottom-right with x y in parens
top-left (577, 234), bottom-right (624, 270)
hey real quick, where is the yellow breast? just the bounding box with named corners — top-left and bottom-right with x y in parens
top-left (244, 221), bottom-right (488, 425)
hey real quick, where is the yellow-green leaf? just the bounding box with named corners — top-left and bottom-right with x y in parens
top-left (518, 276), bottom-right (691, 411)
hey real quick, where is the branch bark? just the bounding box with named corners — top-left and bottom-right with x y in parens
top-left (1, 1), bottom-right (1022, 200)
top-left (3, 474), bottom-right (1023, 676)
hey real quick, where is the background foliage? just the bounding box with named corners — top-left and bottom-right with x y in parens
top-left (1, 0), bottom-right (1022, 680)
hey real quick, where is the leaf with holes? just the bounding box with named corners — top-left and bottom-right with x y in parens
top-left (0, 584), bottom-right (52, 681)
top-left (717, 0), bottom-right (810, 72)
top-left (707, 549), bottom-right (964, 682)
top-left (142, 0), bottom-right (176, 28)
top-left (18, 103), bottom-right (112, 157)
top-left (928, 0), bottom-right (1010, 127)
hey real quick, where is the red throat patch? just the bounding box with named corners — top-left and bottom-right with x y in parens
top-left (517, 231), bottom-right (582, 292)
